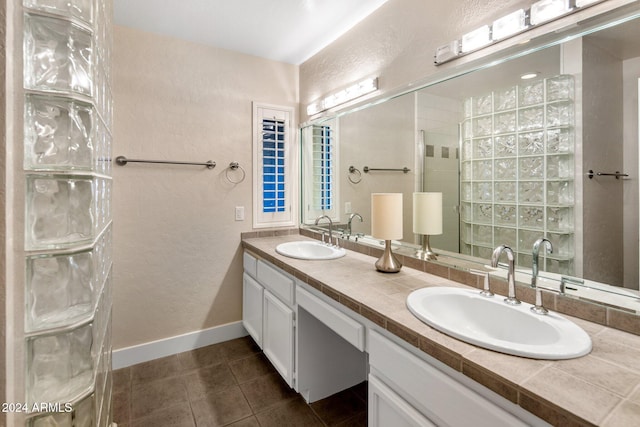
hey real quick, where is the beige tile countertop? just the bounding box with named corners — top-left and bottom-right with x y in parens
top-left (242, 233), bottom-right (640, 427)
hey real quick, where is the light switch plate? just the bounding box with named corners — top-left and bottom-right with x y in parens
top-left (235, 206), bottom-right (245, 221)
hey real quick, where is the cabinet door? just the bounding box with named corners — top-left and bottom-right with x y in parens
top-left (369, 375), bottom-right (436, 427)
top-left (243, 273), bottom-right (263, 348)
top-left (263, 289), bottom-right (295, 387)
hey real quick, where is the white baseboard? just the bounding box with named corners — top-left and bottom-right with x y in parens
top-left (112, 321), bottom-right (248, 369)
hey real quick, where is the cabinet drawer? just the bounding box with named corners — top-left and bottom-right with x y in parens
top-left (243, 251), bottom-right (258, 279)
top-left (369, 330), bottom-right (526, 427)
top-left (297, 286), bottom-right (365, 351)
top-left (257, 260), bottom-right (294, 306)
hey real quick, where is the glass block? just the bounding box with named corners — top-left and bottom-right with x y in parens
top-left (24, 94), bottom-right (94, 171)
top-left (547, 155), bottom-right (573, 179)
top-left (462, 119), bottom-right (472, 140)
top-left (518, 80), bottom-right (544, 106)
top-left (464, 98), bottom-right (472, 118)
top-left (494, 158), bottom-right (517, 180)
top-left (473, 116), bottom-right (492, 136)
top-left (547, 232), bottom-right (574, 257)
top-left (494, 227), bottom-right (516, 248)
top-left (28, 412), bottom-right (71, 427)
top-left (547, 207), bottom-right (574, 232)
top-left (472, 160), bottom-right (492, 180)
top-left (473, 203), bottom-right (493, 224)
top-left (494, 134), bottom-right (516, 157)
top-left (26, 249), bottom-right (94, 332)
top-left (26, 175), bottom-right (94, 250)
top-left (473, 245), bottom-right (493, 259)
top-left (519, 181), bottom-right (544, 204)
top-left (547, 181), bottom-right (574, 205)
top-left (461, 203), bottom-right (471, 221)
top-left (461, 243), bottom-right (472, 255)
top-left (473, 94), bottom-right (493, 116)
top-left (547, 258), bottom-right (574, 275)
top-left (518, 253), bottom-right (534, 269)
top-left (494, 204), bottom-right (517, 226)
top-left (518, 229), bottom-right (542, 252)
top-left (74, 392), bottom-right (95, 427)
top-left (462, 139), bottom-right (472, 160)
top-left (461, 182), bottom-right (471, 201)
top-left (472, 182), bottom-right (492, 202)
top-left (547, 102), bottom-right (573, 127)
top-left (473, 224), bottom-right (493, 245)
top-left (461, 222), bottom-right (471, 243)
top-left (24, 14), bottom-right (93, 95)
top-left (518, 131), bottom-right (544, 155)
top-left (518, 107), bottom-right (544, 131)
top-left (494, 182), bottom-right (516, 202)
top-left (546, 128), bottom-right (573, 153)
top-left (494, 111), bottom-right (516, 134)
top-left (472, 137), bottom-right (492, 158)
top-left (27, 322), bottom-right (94, 404)
top-left (518, 156), bottom-right (544, 179)
top-left (494, 86), bottom-right (517, 111)
top-left (519, 206), bottom-right (544, 229)
top-left (24, 0), bottom-right (94, 25)
top-left (461, 162), bottom-right (472, 181)
top-left (546, 75), bottom-right (573, 102)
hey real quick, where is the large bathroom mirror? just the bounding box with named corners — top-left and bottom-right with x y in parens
top-left (300, 5), bottom-right (640, 314)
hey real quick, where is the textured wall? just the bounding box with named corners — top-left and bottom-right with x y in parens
top-left (300, 0), bottom-right (532, 122)
top-left (113, 26), bottom-right (298, 349)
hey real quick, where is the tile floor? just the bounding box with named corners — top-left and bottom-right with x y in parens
top-left (113, 337), bottom-right (368, 427)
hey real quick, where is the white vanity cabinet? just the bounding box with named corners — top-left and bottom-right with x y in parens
top-left (242, 252), bottom-right (295, 388)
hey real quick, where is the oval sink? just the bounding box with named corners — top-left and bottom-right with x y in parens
top-left (276, 240), bottom-right (346, 260)
top-left (407, 287), bottom-right (592, 360)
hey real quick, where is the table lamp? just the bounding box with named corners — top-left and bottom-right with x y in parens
top-left (371, 193), bottom-right (403, 273)
top-left (413, 192), bottom-right (443, 260)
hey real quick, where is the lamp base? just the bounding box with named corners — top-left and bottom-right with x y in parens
top-left (415, 235), bottom-right (438, 261)
top-left (375, 240), bottom-right (402, 273)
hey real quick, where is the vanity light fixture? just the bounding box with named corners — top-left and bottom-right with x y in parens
top-left (530, 0), bottom-right (572, 25)
top-left (306, 77), bottom-right (378, 116)
top-left (461, 25), bottom-right (492, 53)
top-left (492, 9), bottom-right (528, 40)
top-left (434, 0), bottom-right (608, 65)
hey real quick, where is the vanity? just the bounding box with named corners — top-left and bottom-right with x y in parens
top-left (242, 232), bottom-right (640, 426)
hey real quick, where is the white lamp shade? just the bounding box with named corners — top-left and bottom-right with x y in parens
top-left (413, 192), bottom-right (443, 235)
top-left (371, 193), bottom-right (403, 240)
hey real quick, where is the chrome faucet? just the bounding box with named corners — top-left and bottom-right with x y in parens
top-left (347, 213), bottom-right (363, 237)
top-left (491, 245), bottom-right (520, 305)
top-left (531, 238), bottom-right (554, 315)
top-left (314, 215), bottom-right (334, 245)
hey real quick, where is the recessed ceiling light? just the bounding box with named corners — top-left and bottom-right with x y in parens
top-left (520, 72), bottom-right (540, 80)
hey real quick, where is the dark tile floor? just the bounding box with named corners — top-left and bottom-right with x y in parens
top-left (113, 336), bottom-right (368, 427)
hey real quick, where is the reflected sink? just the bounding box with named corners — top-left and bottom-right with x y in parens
top-left (276, 240), bottom-right (346, 260)
top-left (407, 287), bottom-right (592, 360)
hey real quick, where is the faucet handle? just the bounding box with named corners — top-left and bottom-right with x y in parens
top-left (470, 269), bottom-right (494, 297)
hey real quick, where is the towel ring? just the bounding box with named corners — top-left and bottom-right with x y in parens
top-left (348, 166), bottom-right (362, 184)
top-left (226, 162), bottom-right (246, 184)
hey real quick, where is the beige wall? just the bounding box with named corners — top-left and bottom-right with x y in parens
top-left (113, 26), bottom-right (298, 349)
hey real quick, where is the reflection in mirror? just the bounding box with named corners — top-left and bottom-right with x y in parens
top-left (300, 9), bottom-right (640, 314)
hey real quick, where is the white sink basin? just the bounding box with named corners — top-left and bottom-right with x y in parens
top-left (276, 240), bottom-right (346, 260)
top-left (407, 287), bottom-right (592, 360)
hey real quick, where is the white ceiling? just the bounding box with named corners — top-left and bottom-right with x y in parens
top-left (113, 0), bottom-right (389, 65)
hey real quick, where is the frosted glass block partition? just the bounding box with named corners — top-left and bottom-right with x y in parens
top-left (460, 75), bottom-right (575, 275)
top-left (21, 0), bottom-right (113, 425)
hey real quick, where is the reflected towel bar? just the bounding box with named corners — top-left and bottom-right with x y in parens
top-left (587, 170), bottom-right (628, 180)
top-left (116, 156), bottom-right (216, 169)
top-left (364, 166), bottom-right (410, 173)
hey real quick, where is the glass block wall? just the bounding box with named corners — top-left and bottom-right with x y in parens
top-left (460, 75), bottom-right (575, 275)
top-left (20, 0), bottom-right (113, 426)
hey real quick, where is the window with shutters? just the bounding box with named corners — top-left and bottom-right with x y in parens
top-left (253, 103), bottom-right (296, 228)
top-left (302, 119), bottom-right (339, 223)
